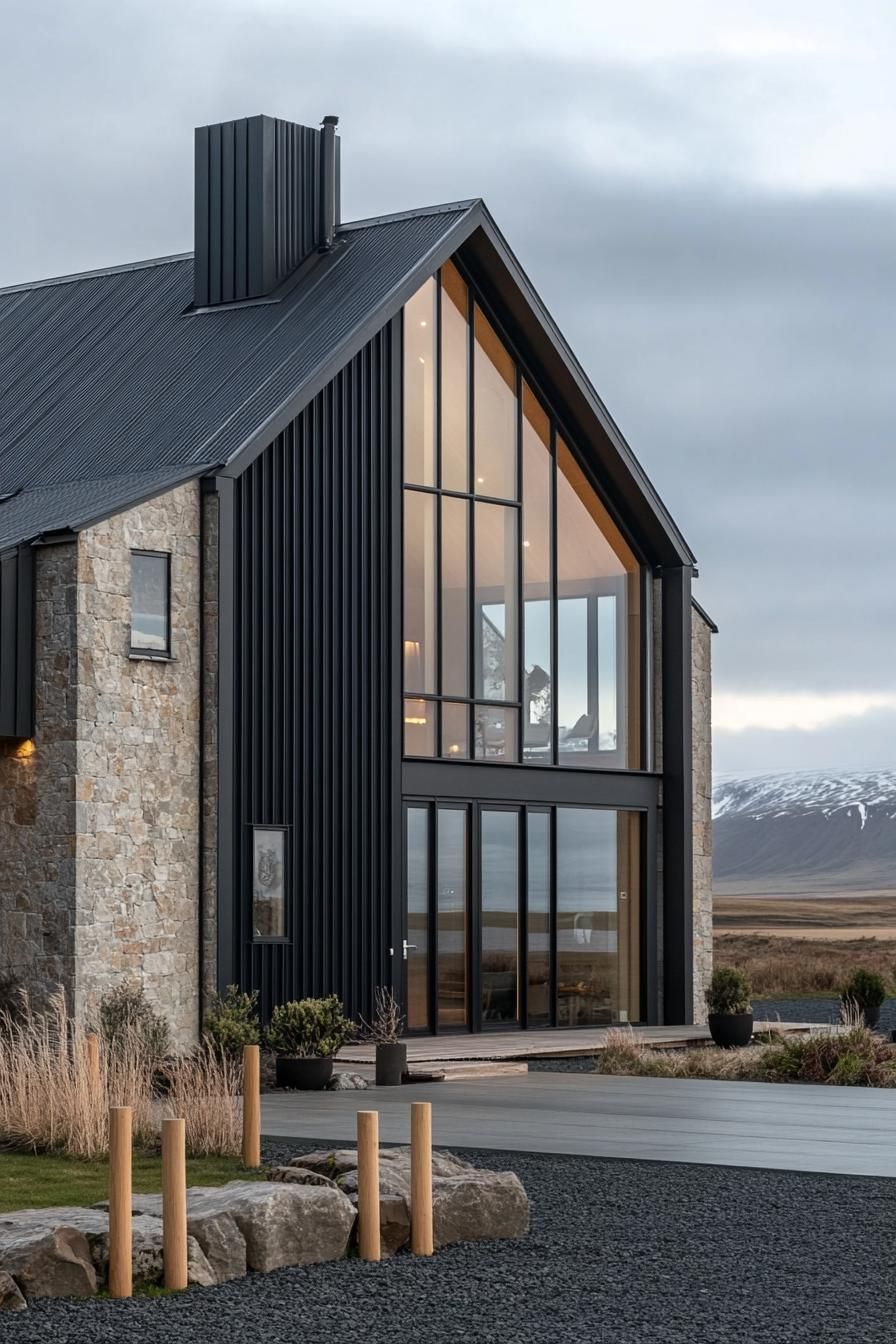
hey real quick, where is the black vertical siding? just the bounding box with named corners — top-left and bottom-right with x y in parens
top-left (227, 327), bottom-right (399, 1020)
top-left (0, 545), bottom-right (34, 740)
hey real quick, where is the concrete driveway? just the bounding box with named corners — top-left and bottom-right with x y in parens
top-left (262, 1070), bottom-right (896, 1177)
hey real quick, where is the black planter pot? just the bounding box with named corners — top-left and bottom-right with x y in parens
top-left (375, 1042), bottom-right (407, 1086)
top-left (708, 1012), bottom-right (754, 1049)
top-left (275, 1056), bottom-right (334, 1090)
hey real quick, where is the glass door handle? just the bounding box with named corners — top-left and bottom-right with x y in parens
top-left (402, 940), bottom-right (417, 960)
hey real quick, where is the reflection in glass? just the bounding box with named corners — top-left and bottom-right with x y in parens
top-left (252, 827), bottom-right (285, 939)
top-left (403, 490), bottom-right (436, 694)
top-left (404, 698), bottom-right (435, 756)
top-left (406, 808), bottom-right (429, 1030)
top-left (473, 706), bottom-right (518, 760)
top-left (481, 810), bottom-right (519, 1024)
top-left (522, 385), bottom-right (552, 760)
top-left (527, 812), bottom-right (551, 1026)
top-left (441, 496), bottom-right (469, 697)
top-left (556, 439), bottom-right (640, 767)
top-left (437, 808), bottom-right (468, 1028)
top-left (473, 307), bottom-right (517, 500)
top-left (403, 278), bottom-right (436, 486)
top-left (556, 808), bottom-right (617, 1026)
top-left (131, 552), bottom-right (169, 653)
top-left (440, 260), bottom-right (469, 493)
top-left (474, 502), bottom-right (518, 702)
top-left (441, 701), bottom-right (469, 759)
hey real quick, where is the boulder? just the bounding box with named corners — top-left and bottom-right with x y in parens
top-left (1, 1206), bottom-right (215, 1289)
top-left (170, 1182), bottom-right (356, 1273)
top-left (326, 1072), bottom-right (369, 1090)
top-left (0, 1226), bottom-right (96, 1299)
top-left (432, 1171), bottom-right (529, 1247)
top-left (288, 1150), bottom-right (364, 1179)
top-left (120, 1196), bottom-right (247, 1284)
top-left (0, 1270), bottom-right (28, 1312)
top-left (270, 1167), bottom-right (338, 1189)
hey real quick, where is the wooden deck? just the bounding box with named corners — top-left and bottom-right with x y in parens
top-left (338, 1021), bottom-right (816, 1065)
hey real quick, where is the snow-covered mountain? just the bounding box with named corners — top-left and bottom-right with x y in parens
top-left (712, 770), bottom-right (896, 890)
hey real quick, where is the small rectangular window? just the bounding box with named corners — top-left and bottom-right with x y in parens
top-left (252, 826), bottom-right (287, 939)
top-left (130, 551), bottom-right (170, 655)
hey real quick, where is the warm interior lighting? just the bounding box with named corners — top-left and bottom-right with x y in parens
top-left (404, 714), bottom-right (428, 726)
top-left (522, 539), bottom-right (531, 548)
top-left (447, 743), bottom-right (461, 755)
top-left (13, 739), bottom-right (36, 759)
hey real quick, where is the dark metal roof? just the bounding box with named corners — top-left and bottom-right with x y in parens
top-left (0, 195), bottom-right (695, 565)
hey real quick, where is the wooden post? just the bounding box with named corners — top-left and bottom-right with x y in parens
top-left (242, 1044), bottom-right (261, 1168)
top-left (85, 1032), bottom-right (101, 1090)
top-left (108, 1106), bottom-right (133, 1298)
top-left (410, 1101), bottom-right (433, 1256)
top-left (162, 1117), bottom-right (188, 1291)
top-left (356, 1110), bottom-right (381, 1262)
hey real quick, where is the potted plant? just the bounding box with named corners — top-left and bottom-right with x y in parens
top-left (705, 967), bottom-right (753, 1048)
top-left (841, 968), bottom-right (887, 1030)
top-left (266, 994), bottom-right (354, 1089)
top-left (363, 987), bottom-right (407, 1086)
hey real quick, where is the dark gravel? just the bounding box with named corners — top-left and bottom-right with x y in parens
top-left (757, 996), bottom-right (896, 1036)
top-left (526, 1054), bottom-right (596, 1073)
top-left (5, 1140), bottom-right (895, 1343)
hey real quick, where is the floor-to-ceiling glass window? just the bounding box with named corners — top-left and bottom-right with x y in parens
top-left (401, 268), bottom-right (642, 768)
top-left (480, 809), bottom-right (520, 1024)
top-left (406, 801), bottom-right (641, 1032)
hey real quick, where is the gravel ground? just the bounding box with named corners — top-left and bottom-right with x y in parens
top-left (757, 996), bottom-right (896, 1035)
top-left (6, 1140), bottom-right (895, 1344)
top-left (526, 1054), bottom-right (596, 1073)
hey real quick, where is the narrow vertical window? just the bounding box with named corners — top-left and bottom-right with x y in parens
top-left (252, 826), bottom-right (286, 939)
top-left (403, 278), bottom-right (436, 486)
top-left (440, 260), bottom-right (469, 493)
top-left (441, 495), bottom-right (469, 697)
top-left (522, 385), bottom-right (552, 761)
top-left (130, 551), bottom-right (170, 655)
top-left (473, 307), bottom-right (517, 501)
top-left (403, 490), bottom-right (437, 696)
top-left (405, 807), bottom-right (430, 1031)
top-left (474, 501), bottom-right (518, 702)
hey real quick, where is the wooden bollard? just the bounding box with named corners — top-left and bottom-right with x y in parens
top-left (108, 1106), bottom-right (133, 1298)
top-left (410, 1101), bottom-right (433, 1256)
top-left (85, 1032), bottom-right (101, 1090)
top-left (356, 1110), bottom-right (381, 1261)
top-left (242, 1044), bottom-right (261, 1168)
top-left (162, 1117), bottom-right (188, 1290)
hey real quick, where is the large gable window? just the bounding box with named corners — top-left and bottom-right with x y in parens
top-left (402, 259), bottom-right (642, 769)
top-left (130, 550), bottom-right (171, 656)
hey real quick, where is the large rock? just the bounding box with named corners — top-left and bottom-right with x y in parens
top-left (1, 1206), bottom-right (215, 1289)
top-left (432, 1171), bottom-right (529, 1247)
top-left (297, 1146), bottom-right (529, 1254)
top-left (0, 1270), bottom-right (28, 1311)
top-left (144, 1182), bottom-right (356, 1274)
top-left (122, 1196), bottom-right (247, 1283)
top-left (0, 1226), bottom-right (97, 1299)
top-left (270, 1167), bottom-right (338, 1190)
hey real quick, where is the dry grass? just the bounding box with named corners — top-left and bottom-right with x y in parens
top-left (714, 933), bottom-right (894, 997)
top-left (599, 1012), bottom-right (896, 1087)
top-left (0, 993), bottom-right (241, 1159)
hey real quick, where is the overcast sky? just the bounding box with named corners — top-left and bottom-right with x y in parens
top-left (2, 0), bottom-right (894, 777)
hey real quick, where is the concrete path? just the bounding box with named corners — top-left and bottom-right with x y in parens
top-left (262, 1071), bottom-right (896, 1178)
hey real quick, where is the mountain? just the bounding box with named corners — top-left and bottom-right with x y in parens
top-left (712, 770), bottom-right (896, 894)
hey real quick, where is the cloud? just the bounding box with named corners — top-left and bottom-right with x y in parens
top-left (714, 692), bottom-right (896, 734)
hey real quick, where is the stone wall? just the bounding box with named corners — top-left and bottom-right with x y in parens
top-left (72, 482), bottom-right (202, 1047)
top-left (691, 604), bottom-right (714, 1023)
top-left (0, 543), bottom-right (79, 1004)
top-left (200, 488), bottom-right (219, 1003)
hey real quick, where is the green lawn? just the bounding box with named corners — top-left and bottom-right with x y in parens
top-left (0, 1151), bottom-right (268, 1213)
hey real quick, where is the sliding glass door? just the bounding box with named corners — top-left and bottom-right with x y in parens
top-left (404, 801), bottom-right (641, 1032)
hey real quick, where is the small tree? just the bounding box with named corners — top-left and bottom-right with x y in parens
top-left (203, 984), bottom-right (260, 1057)
top-left (361, 987), bottom-right (405, 1045)
top-left (265, 995), bottom-right (354, 1059)
top-left (841, 968), bottom-right (887, 1017)
top-left (705, 966), bottom-right (751, 1016)
top-left (99, 981), bottom-right (172, 1062)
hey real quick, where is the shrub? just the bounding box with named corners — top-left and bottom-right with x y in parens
top-left (203, 985), bottom-right (260, 1057)
top-left (361, 987), bottom-right (405, 1045)
top-left (0, 973), bottom-right (25, 1027)
top-left (99, 981), bottom-right (172, 1064)
top-left (757, 1024), bottom-right (896, 1087)
top-left (265, 995), bottom-right (354, 1058)
top-left (164, 1043), bottom-right (242, 1157)
top-left (705, 966), bottom-right (752, 1016)
top-left (840, 968), bottom-right (887, 1016)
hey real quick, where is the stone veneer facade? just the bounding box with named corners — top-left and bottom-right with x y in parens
top-left (690, 606), bottom-right (714, 1022)
top-left (0, 482), bottom-right (202, 1047)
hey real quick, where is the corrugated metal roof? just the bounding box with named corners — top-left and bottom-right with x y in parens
top-left (0, 202), bottom-right (478, 546)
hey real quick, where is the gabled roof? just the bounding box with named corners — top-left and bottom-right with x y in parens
top-left (0, 199), bottom-right (695, 565)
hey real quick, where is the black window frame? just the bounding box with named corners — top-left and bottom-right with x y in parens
top-left (129, 549), bottom-right (173, 660)
top-left (249, 822), bottom-right (291, 945)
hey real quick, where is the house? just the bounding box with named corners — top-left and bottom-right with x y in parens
top-left (0, 114), bottom-right (714, 1045)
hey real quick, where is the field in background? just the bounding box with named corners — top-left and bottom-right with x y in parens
top-left (714, 894), bottom-right (896, 996)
